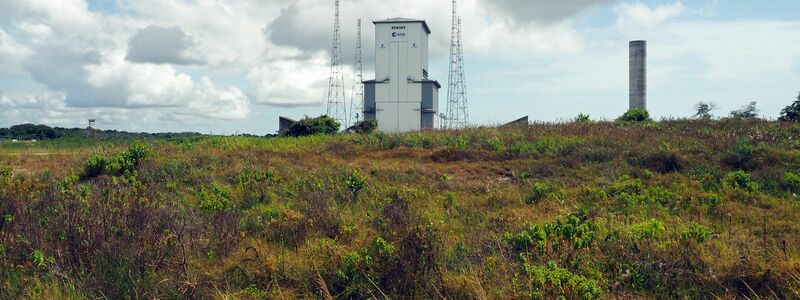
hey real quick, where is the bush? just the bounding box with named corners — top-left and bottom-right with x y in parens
top-left (779, 93), bottom-right (800, 122)
top-left (283, 115), bottom-right (340, 137)
top-left (783, 172), bottom-right (800, 193)
top-left (702, 193), bottom-right (724, 209)
top-left (631, 219), bottom-right (666, 240)
top-left (347, 120), bottom-right (378, 134)
top-left (728, 138), bottom-right (755, 170)
top-left (82, 142), bottom-right (151, 179)
top-left (0, 167), bottom-right (12, 177)
top-left (681, 222), bottom-right (712, 243)
top-left (525, 261), bottom-right (603, 299)
top-left (574, 113), bottom-right (591, 123)
top-left (617, 108), bottom-right (650, 122)
top-left (723, 170), bottom-right (760, 192)
top-left (345, 170), bottom-right (367, 200)
top-left (527, 182), bottom-right (552, 204)
top-left (198, 182), bottom-right (234, 214)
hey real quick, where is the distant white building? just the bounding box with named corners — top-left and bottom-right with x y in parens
top-left (363, 18), bottom-right (440, 132)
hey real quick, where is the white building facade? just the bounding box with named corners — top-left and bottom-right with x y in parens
top-left (364, 18), bottom-right (440, 132)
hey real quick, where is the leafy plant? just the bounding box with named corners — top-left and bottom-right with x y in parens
top-left (681, 222), bottom-right (712, 243)
top-left (345, 170), bottom-right (367, 200)
top-left (617, 108), bottom-right (651, 122)
top-left (723, 170), bottom-right (760, 192)
top-left (702, 193), bottom-right (724, 209)
top-left (522, 260), bottom-right (603, 299)
top-left (527, 182), bottom-right (552, 204)
top-left (198, 182), bottom-right (234, 214)
top-left (82, 142), bottom-right (150, 179)
top-left (631, 219), bottom-right (666, 240)
top-left (783, 172), bottom-right (800, 193)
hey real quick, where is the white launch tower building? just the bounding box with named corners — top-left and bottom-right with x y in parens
top-left (363, 18), bottom-right (441, 132)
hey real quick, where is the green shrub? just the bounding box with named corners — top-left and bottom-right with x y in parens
top-left (345, 170), bottom-right (367, 200)
top-left (574, 113), bottom-right (591, 123)
top-left (681, 222), bottom-right (712, 243)
top-left (347, 119), bottom-right (378, 134)
top-left (443, 191), bottom-right (456, 209)
top-left (723, 170), bottom-right (760, 192)
top-left (783, 172), bottom-right (800, 193)
top-left (702, 193), bottom-right (724, 209)
top-left (617, 108), bottom-right (650, 122)
top-left (726, 138), bottom-right (755, 170)
top-left (198, 182), bottom-right (234, 214)
top-left (527, 182), bottom-right (552, 204)
top-left (631, 219), bottom-right (666, 240)
top-left (82, 142), bottom-right (150, 179)
top-left (524, 261), bottom-right (603, 300)
top-left (505, 213), bottom-right (597, 255)
top-left (239, 204), bottom-right (280, 233)
top-left (0, 167), bottom-right (12, 177)
top-left (284, 115), bottom-right (340, 137)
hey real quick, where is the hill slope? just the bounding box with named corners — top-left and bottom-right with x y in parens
top-left (1, 120), bottom-right (800, 299)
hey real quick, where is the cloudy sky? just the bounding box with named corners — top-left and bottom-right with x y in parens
top-left (1, 0), bottom-right (799, 134)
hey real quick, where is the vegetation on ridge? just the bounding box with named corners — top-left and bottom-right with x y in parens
top-left (1, 119), bottom-right (800, 299)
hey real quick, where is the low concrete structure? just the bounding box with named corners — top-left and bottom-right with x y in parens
top-left (278, 116), bottom-right (297, 135)
top-left (502, 116), bottom-right (529, 127)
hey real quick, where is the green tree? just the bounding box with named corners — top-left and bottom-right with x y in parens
top-left (283, 115), bottom-right (341, 137)
top-left (778, 92), bottom-right (800, 122)
top-left (693, 102), bottom-right (717, 120)
top-left (729, 101), bottom-right (759, 120)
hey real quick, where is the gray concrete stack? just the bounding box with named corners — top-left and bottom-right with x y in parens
top-left (629, 40), bottom-right (647, 110)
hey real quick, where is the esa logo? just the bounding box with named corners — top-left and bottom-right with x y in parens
top-left (392, 32), bottom-right (406, 38)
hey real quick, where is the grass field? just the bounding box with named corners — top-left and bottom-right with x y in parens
top-left (1, 120), bottom-right (800, 299)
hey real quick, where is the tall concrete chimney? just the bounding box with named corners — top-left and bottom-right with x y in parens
top-left (629, 40), bottom-right (647, 110)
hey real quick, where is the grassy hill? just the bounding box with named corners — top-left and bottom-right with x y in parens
top-left (1, 120), bottom-right (800, 299)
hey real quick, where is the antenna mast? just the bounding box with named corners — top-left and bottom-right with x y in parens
top-left (348, 18), bottom-right (364, 127)
top-left (446, 0), bottom-right (469, 129)
top-left (326, 0), bottom-right (347, 125)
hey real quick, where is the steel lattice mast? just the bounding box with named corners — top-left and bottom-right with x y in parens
top-left (446, 0), bottom-right (468, 129)
top-left (348, 19), bottom-right (364, 127)
top-left (326, 0), bottom-right (347, 125)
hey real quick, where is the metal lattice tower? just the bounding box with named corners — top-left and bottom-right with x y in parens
top-left (348, 19), bottom-right (364, 127)
top-left (326, 0), bottom-right (347, 125)
top-left (446, 0), bottom-right (468, 129)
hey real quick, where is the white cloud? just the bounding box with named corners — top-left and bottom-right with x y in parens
top-left (615, 2), bottom-right (687, 29)
top-left (248, 52), bottom-right (332, 106)
top-left (484, 0), bottom-right (616, 25)
top-left (188, 77), bottom-right (251, 120)
top-left (86, 53), bottom-right (195, 107)
top-left (126, 25), bottom-right (204, 65)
